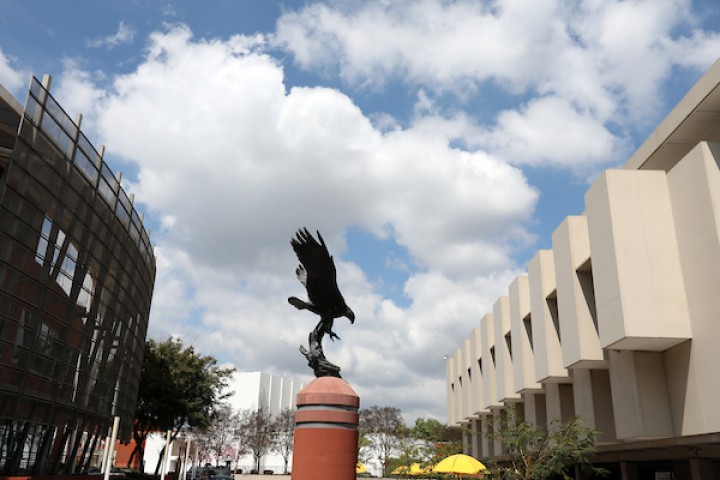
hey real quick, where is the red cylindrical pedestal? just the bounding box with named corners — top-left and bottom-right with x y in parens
top-left (291, 377), bottom-right (359, 480)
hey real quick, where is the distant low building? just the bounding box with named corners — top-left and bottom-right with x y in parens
top-left (141, 371), bottom-right (304, 476)
top-left (224, 371), bottom-right (304, 474)
top-left (227, 371), bottom-right (304, 416)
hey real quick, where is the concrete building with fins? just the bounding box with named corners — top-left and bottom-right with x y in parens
top-left (446, 58), bottom-right (720, 479)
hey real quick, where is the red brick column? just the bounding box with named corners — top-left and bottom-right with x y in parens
top-left (291, 377), bottom-right (359, 480)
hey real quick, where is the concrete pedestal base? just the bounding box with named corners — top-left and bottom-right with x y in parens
top-left (291, 377), bottom-right (359, 480)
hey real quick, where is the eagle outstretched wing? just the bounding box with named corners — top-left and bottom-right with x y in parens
top-left (288, 228), bottom-right (355, 323)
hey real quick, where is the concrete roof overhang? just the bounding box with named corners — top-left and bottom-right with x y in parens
top-left (592, 432), bottom-right (720, 463)
top-left (624, 58), bottom-right (720, 172)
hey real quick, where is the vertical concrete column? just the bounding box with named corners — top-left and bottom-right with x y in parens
top-left (292, 377), bottom-right (359, 480)
top-left (461, 338), bottom-right (473, 420)
top-left (453, 349), bottom-right (464, 423)
top-left (545, 383), bottom-right (575, 424)
top-left (551, 216), bottom-right (605, 369)
top-left (607, 350), bottom-right (673, 440)
top-left (528, 250), bottom-right (568, 382)
top-left (446, 351), bottom-right (459, 425)
top-left (572, 369), bottom-right (616, 443)
top-left (469, 419), bottom-right (482, 458)
top-left (523, 393), bottom-right (544, 428)
top-left (689, 458), bottom-right (715, 480)
top-left (480, 314), bottom-right (500, 410)
top-left (492, 408), bottom-right (504, 456)
top-left (470, 328), bottom-right (485, 416)
top-left (480, 414), bottom-right (493, 457)
top-left (509, 275), bottom-right (542, 394)
top-left (475, 420), bottom-right (485, 458)
top-left (494, 296), bottom-right (521, 403)
top-left (620, 461), bottom-right (639, 480)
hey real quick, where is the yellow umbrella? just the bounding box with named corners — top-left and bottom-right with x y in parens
top-left (391, 463), bottom-right (431, 476)
top-left (432, 454), bottom-right (487, 479)
top-left (391, 465), bottom-right (410, 475)
top-left (409, 463), bottom-right (431, 475)
top-left (356, 462), bottom-right (367, 474)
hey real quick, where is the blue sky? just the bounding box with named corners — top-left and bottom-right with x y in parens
top-left (1, 0), bottom-right (719, 422)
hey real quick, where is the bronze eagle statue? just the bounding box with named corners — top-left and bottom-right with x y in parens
top-left (288, 228), bottom-right (355, 377)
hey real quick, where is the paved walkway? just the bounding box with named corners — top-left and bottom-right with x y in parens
top-left (234, 476), bottom-right (399, 479)
top-left (234, 477), bottom-right (402, 480)
top-left (235, 476), bottom-right (291, 479)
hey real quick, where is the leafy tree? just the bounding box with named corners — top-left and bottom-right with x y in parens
top-left (236, 406), bottom-right (276, 473)
top-left (393, 435), bottom-right (427, 472)
top-left (433, 433), bottom-right (463, 463)
top-left (129, 338), bottom-right (234, 471)
top-left (130, 339), bottom-right (174, 469)
top-left (409, 417), bottom-right (463, 465)
top-left (411, 418), bottom-right (446, 443)
top-left (359, 406), bottom-right (407, 476)
top-left (273, 408), bottom-right (295, 475)
top-left (488, 406), bottom-right (607, 480)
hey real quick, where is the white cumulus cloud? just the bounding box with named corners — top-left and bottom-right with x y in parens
top-left (0, 48), bottom-right (29, 94)
top-left (52, 24), bottom-right (538, 420)
top-left (86, 21), bottom-right (137, 49)
top-left (274, 0), bottom-right (720, 169)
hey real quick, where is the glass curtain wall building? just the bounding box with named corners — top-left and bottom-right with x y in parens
top-left (0, 76), bottom-right (156, 475)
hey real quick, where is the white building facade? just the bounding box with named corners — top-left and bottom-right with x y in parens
top-left (227, 371), bottom-right (304, 417)
top-left (143, 371), bottom-right (304, 475)
top-left (223, 371), bottom-right (304, 474)
top-left (446, 59), bottom-right (720, 480)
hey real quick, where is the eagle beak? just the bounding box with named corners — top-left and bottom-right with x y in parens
top-left (346, 308), bottom-right (355, 324)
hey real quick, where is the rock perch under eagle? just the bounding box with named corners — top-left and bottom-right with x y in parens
top-left (288, 228), bottom-right (355, 377)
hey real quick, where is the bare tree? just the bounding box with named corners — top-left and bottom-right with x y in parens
top-left (230, 440), bottom-right (250, 473)
top-left (195, 404), bottom-right (240, 466)
top-left (359, 406), bottom-right (407, 476)
top-left (236, 406), bottom-right (276, 473)
top-left (273, 408), bottom-right (295, 474)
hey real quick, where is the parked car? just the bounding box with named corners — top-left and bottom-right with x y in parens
top-left (211, 475), bottom-right (233, 480)
top-left (202, 467), bottom-right (231, 480)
